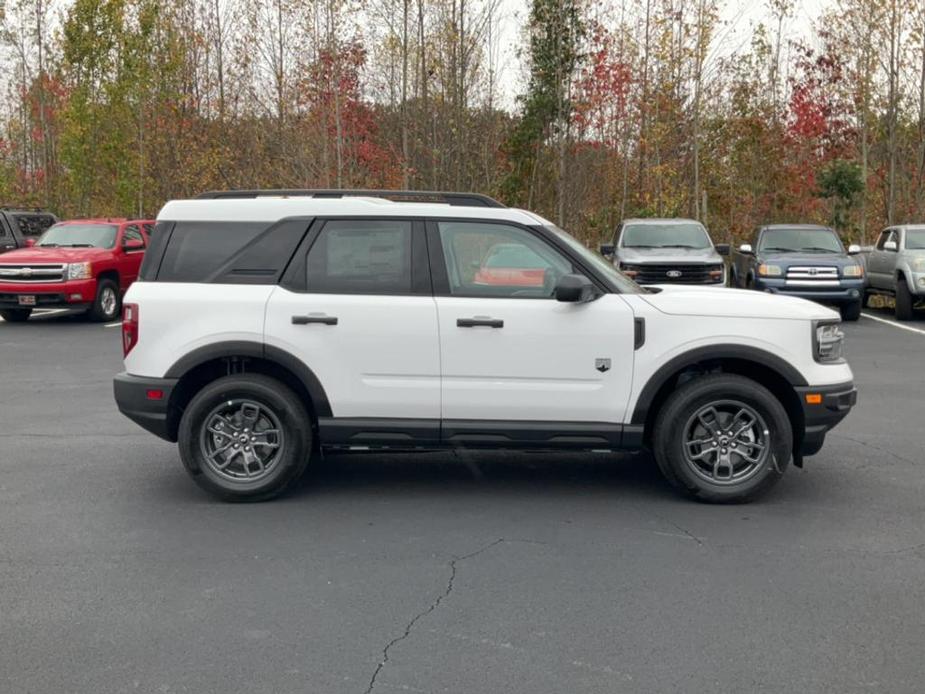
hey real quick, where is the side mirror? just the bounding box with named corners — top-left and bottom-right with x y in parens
top-left (847, 244), bottom-right (861, 255)
top-left (884, 240), bottom-right (898, 252)
top-left (599, 243), bottom-right (615, 258)
top-left (555, 273), bottom-right (597, 303)
top-left (738, 243), bottom-right (753, 254)
top-left (24, 238), bottom-right (36, 248)
top-left (715, 243), bottom-right (730, 256)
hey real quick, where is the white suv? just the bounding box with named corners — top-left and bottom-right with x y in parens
top-left (114, 190), bottom-right (857, 502)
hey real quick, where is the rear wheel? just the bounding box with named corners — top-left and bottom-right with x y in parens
top-left (840, 299), bottom-right (861, 322)
top-left (178, 374), bottom-right (313, 501)
top-left (87, 278), bottom-right (120, 322)
top-left (895, 280), bottom-right (913, 321)
top-left (652, 374), bottom-right (792, 503)
top-left (0, 308), bottom-right (32, 322)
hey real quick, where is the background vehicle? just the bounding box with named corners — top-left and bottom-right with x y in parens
top-left (599, 218), bottom-right (729, 285)
top-left (0, 208), bottom-right (57, 254)
top-left (863, 225), bottom-right (925, 320)
top-left (0, 218), bottom-right (154, 322)
top-left (114, 189), bottom-right (855, 505)
top-left (731, 224), bottom-right (865, 321)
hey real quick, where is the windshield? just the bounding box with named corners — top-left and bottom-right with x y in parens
top-left (621, 222), bottom-right (711, 249)
top-left (38, 224), bottom-right (118, 249)
top-left (905, 229), bottom-right (925, 250)
top-left (547, 226), bottom-right (642, 293)
top-left (758, 228), bottom-right (843, 254)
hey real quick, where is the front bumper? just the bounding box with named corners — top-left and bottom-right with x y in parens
top-left (0, 278), bottom-right (98, 310)
top-left (114, 372), bottom-right (179, 442)
top-left (755, 278), bottom-right (864, 304)
top-left (796, 381), bottom-right (858, 456)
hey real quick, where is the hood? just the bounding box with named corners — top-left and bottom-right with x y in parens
top-left (0, 246), bottom-right (113, 264)
top-left (758, 250), bottom-right (853, 265)
top-left (640, 284), bottom-right (840, 321)
top-left (617, 246), bottom-right (722, 264)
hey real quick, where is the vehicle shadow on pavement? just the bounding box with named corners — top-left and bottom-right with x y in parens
top-left (282, 451), bottom-right (678, 503)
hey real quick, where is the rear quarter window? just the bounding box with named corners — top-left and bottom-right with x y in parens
top-left (152, 220), bottom-right (310, 284)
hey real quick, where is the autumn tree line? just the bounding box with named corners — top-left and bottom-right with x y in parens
top-left (1, 0), bottom-right (924, 245)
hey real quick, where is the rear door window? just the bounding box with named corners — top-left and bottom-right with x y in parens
top-left (156, 222), bottom-right (268, 282)
top-left (305, 219), bottom-right (413, 294)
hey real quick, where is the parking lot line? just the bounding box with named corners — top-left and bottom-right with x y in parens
top-left (105, 322), bottom-right (122, 328)
top-left (861, 312), bottom-right (925, 336)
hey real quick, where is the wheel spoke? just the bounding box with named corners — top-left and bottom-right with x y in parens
top-left (696, 407), bottom-right (722, 435)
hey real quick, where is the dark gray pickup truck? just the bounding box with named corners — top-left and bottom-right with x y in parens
top-left (0, 208), bottom-right (58, 254)
top-left (731, 224), bottom-right (865, 321)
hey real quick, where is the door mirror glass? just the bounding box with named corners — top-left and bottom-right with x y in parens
top-left (738, 243), bottom-right (753, 254)
top-left (715, 243), bottom-right (731, 256)
top-left (555, 273), bottom-right (596, 303)
top-left (884, 240), bottom-right (898, 252)
top-left (847, 244), bottom-right (861, 255)
top-left (24, 238), bottom-right (36, 248)
top-left (599, 243), bottom-right (615, 258)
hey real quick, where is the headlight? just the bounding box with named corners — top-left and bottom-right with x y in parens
top-left (66, 262), bottom-right (92, 280)
top-left (842, 264), bottom-right (864, 277)
top-left (911, 257), bottom-right (925, 272)
top-left (814, 321), bottom-right (844, 363)
top-left (619, 263), bottom-right (640, 278)
top-left (708, 264), bottom-right (725, 281)
top-left (758, 264), bottom-right (782, 277)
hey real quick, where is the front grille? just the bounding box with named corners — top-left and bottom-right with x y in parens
top-left (785, 266), bottom-right (839, 287)
top-left (635, 264), bottom-right (716, 284)
top-left (0, 263), bottom-right (65, 283)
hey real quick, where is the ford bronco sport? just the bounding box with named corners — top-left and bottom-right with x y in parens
top-left (113, 190), bottom-right (857, 503)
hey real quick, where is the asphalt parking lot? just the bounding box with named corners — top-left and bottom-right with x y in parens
top-left (2, 308), bottom-right (924, 693)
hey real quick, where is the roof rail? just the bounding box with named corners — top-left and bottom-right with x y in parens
top-left (194, 189), bottom-right (506, 208)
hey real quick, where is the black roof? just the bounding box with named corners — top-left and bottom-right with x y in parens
top-left (195, 189), bottom-right (505, 208)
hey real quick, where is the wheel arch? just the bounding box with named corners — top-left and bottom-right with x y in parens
top-left (162, 341), bottom-right (331, 441)
top-left (631, 345), bottom-right (807, 451)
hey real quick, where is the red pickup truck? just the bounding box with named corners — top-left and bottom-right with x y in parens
top-left (0, 218), bottom-right (154, 322)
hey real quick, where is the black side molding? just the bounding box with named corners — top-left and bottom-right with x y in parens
top-left (634, 318), bottom-right (645, 350)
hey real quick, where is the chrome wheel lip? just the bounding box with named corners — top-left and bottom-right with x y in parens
top-left (199, 398), bottom-right (285, 484)
top-left (100, 286), bottom-right (118, 317)
top-left (681, 399), bottom-right (770, 486)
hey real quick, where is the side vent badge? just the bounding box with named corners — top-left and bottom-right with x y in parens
top-left (595, 358), bottom-right (611, 373)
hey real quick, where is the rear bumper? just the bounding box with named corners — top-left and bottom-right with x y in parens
top-left (0, 278), bottom-right (98, 309)
top-left (756, 278), bottom-right (864, 304)
top-left (796, 381), bottom-right (858, 456)
top-left (113, 372), bottom-right (179, 442)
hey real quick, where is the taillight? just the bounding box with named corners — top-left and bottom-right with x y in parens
top-left (122, 303), bottom-right (139, 356)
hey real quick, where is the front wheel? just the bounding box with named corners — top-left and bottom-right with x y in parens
top-left (652, 374), bottom-right (793, 503)
top-left (87, 278), bottom-right (121, 322)
top-left (0, 308), bottom-right (32, 322)
top-left (178, 374), bottom-right (313, 501)
top-left (840, 299), bottom-right (861, 321)
top-left (895, 281), bottom-right (914, 321)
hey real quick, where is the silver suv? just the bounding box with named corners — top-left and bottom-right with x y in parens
top-left (600, 218), bottom-right (729, 285)
top-left (864, 225), bottom-right (925, 320)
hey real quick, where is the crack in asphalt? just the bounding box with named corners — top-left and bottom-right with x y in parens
top-left (363, 538), bottom-right (505, 694)
top-left (830, 433), bottom-right (920, 467)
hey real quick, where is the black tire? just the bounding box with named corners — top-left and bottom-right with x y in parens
top-left (0, 308), bottom-right (32, 322)
top-left (87, 278), bottom-right (121, 322)
top-left (652, 374), bottom-right (792, 503)
top-left (895, 280), bottom-right (913, 321)
top-left (840, 300), bottom-right (861, 322)
top-left (178, 374), bottom-right (313, 501)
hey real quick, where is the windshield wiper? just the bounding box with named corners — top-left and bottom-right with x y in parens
top-left (658, 244), bottom-right (705, 249)
top-left (762, 246), bottom-right (798, 253)
top-left (37, 243), bottom-right (59, 247)
top-left (799, 246), bottom-right (838, 253)
top-left (625, 244), bottom-right (658, 249)
top-left (61, 243), bottom-right (95, 248)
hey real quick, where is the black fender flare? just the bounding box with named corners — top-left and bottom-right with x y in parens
top-left (164, 340), bottom-right (332, 417)
top-left (629, 344), bottom-right (808, 425)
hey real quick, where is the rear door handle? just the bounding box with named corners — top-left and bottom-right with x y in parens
top-left (292, 314), bottom-right (338, 326)
top-left (457, 317), bottom-right (504, 328)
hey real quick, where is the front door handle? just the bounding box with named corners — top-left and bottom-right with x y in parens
top-left (292, 314), bottom-right (338, 326)
top-left (457, 317), bottom-right (504, 328)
